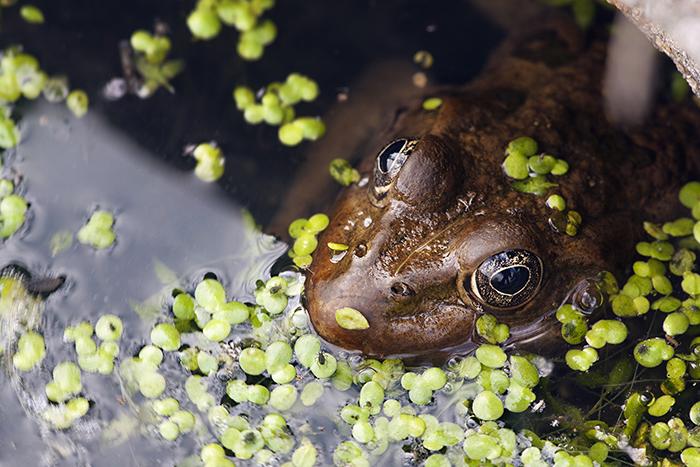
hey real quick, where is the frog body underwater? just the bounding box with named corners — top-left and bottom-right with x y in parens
top-left (304, 16), bottom-right (700, 361)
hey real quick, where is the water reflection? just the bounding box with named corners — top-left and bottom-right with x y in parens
top-left (0, 100), bottom-right (285, 466)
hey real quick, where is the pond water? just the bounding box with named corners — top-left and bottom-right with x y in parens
top-left (0, 1), bottom-right (698, 466)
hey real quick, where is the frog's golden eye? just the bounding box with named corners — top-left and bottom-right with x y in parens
top-left (469, 249), bottom-right (542, 309)
top-left (371, 138), bottom-right (418, 204)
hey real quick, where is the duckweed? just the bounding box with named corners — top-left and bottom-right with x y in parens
top-left (584, 319), bottom-right (627, 348)
top-left (66, 89), bottom-right (88, 117)
top-left (0, 47), bottom-right (82, 124)
top-left (422, 97), bottom-right (442, 110)
top-left (269, 384), bottom-right (297, 411)
top-left (545, 193), bottom-right (566, 211)
top-left (472, 390), bottom-right (504, 420)
top-left (42, 397), bottom-right (89, 429)
top-left (502, 153), bottom-right (529, 180)
top-left (94, 314), bottom-right (123, 341)
top-left (12, 330), bottom-right (45, 371)
top-left (20, 5), bottom-right (44, 24)
top-left (0, 181), bottom-right (28, 238)
top-left (648, 395), bottom-right (676, 417)
top-left (335, 307), bottom-right (370, 330)
top-left (128, 28), bottom-right (183, 97)
top-left (329, 158), bottom-right (361, 186)
top-left (187, 7), bottom-right (222, 40)
top-left (300, 381), bottom-right (324, 406)
top-left (286, 213), bottom-right (329, 268)
top-left (565, 347), bottom-right (598, 371)
top-left (506, 136), bottom-right (537, 157)
top-left (11, 180), bottom-right (700, 466)
top-left (187, 0), bottom-right (276, 60)
top-left (191, 143), bottom-right (225, 182)
top-left (234, 73), bottom-right (323, 146)
top-left (150, 323), bottom-right (181, 351)
top-left (45, 361), bottom-right (82, 403)
top-left (556, 304), bottom-right (588, 344)
top-left (512, 175), bottom-right (558, 195)
top-left (77, 210), bottom-right (116, 249)
top-left (475, 344), bottom-right (507, 368)
top-left (413, 50), bottom-right (434, 69)
top-left (475, 314), bottom-right (510, 344)
top-left (663, 311), bottom-right (689, 335)
top-left (634, 338), bottom-right (674, 368)
top-left (61, 316), bottom-right (123, 375)
top-left (527, 154), bottom-right (557, 174)
top-left (0, 113), bottom-right (20, 149)
top-left (239, 347), bottom-right (266, 375)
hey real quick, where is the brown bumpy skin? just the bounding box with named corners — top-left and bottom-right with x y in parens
top-left (305, 16), bottom-right (700, 362)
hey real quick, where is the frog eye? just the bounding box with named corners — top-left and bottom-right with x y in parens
top-left (377, 139), bottom-right (410, 176)
top-left (371, 138), bottom-right (418, 204)
top-left (469, 249), bottom-right (543, 309)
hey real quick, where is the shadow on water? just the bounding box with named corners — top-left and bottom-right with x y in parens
top-left (0, 0), bottom-right (503, 464)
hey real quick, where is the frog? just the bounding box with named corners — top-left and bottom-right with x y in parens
top-left (303, 16), bottom-right (700, 361)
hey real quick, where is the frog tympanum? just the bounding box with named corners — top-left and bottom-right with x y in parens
top-left (305, 17), bottom-right (700, 361)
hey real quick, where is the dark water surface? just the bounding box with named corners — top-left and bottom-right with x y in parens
top-left (0, 1), bottom-right (502, 465)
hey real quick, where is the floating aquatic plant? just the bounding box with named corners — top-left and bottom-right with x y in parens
top-left (187, 0), bottom-right (277, 61)
top-left (233, 73), bottom-right (325, 147)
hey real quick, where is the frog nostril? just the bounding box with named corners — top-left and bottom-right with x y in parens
top-left (390, 282), bottom-right (415, 297)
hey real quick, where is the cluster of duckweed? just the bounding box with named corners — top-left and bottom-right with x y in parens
top-left (502, 136), bottom-right (568, 185)
top-left (50, 209), bottom-right (118, 255)
top-left (233, 73), bottom-right (325, 146)
top-left (0, 178), bottom-right (28, 238)
top-left (7, 246), bottom-right (698, 465)
top-left (605, 182), bottom-right (700, 329)
top-left (128, 28), bottom-right (184, 97)
top-left (41, 393), bottom-right (90, 429)
top-left (287, 213), bottom-right (329, 268)
top-left (146, 271), bottom-right (559, 467)
top-left (329, 158), bottom-right (360, 187)
top-left (11, 317), bottom-right (124, 429)
top-left (154, 397), bottom-right (197, 441)
top-left (189, 142), bottom-right (226, 182)
top-left (187, 0), bottom-right (276, 60)
top-left (64, 314), bottom-right (123, 374)
top-left (546, 181), bottom-right (700, 465)
top-left (1, 276), bottom-right (86, 430)
top-left (0, 47), bottom-right (87, 150)
top-left (502, 136), bottom-right (583, 236)
top-left (0, 47), bottom-right (82, 248)
top-left (77, 209), bottom-right (116, 249)
top-left (475, 314), bottom-right (510, 344)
